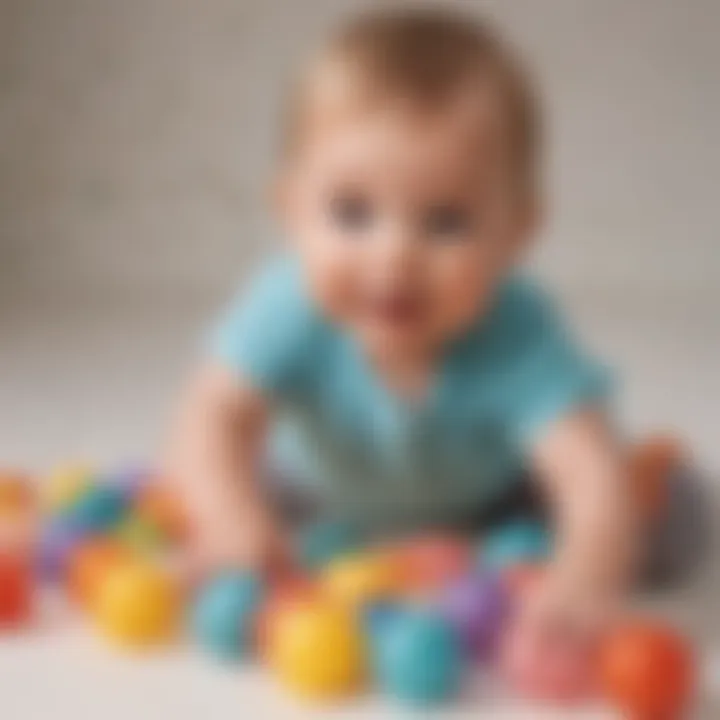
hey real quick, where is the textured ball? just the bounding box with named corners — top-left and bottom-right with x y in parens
top-left (392, 534), bottom-right (471, 592)
top-left (65, 484), bottom-right (127, 534)
top-left (598, 622), bottom-right (695, 719)
top-left (192, 572), bottom-right (264, 661)
top-left (67, 538), bottom-right (131, 609)
top-left (96, 560), bottom-right (179, 646)
top-left (255, 573), bottom-right (317, 661)
top-left (270, 598), bottom-right (366, 699)
top-left (375, 607), bottom-right (464, 706)
top-left (37, 521), bottom-right (85, 581)
top-left (42, 463), bottom-right (93, 512)
top-left (481, 521), bottom-right (551, 569)
top-left (438, 571), bottom-right (508, 661)
top-left (0, 471), bottom-right (34, 517)
top-left (0, 552), bottom-right (33, 628)
top-left (134, 486), bottom-right (189, 544)
top-left (298, 520), bottom-right (360, 570)
top-left (322, 552), bottom-right (400, 608)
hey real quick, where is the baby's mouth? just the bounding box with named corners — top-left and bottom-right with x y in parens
top-left (369, 293), bottom-right (425, 326)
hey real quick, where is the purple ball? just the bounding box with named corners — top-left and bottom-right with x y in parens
top-left (36, 521), bottom-right (84, 582)
top-left (438, 571), bottom-right (509, 661)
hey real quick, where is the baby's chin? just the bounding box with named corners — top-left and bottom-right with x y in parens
top-left (354, 319), bottom-right (446, 364)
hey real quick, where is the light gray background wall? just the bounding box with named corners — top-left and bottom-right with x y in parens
top-left (1, 0), bottom-right (718, 471)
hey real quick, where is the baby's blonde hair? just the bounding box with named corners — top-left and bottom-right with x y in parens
top-left (283, 6), bottom-right (541, 191)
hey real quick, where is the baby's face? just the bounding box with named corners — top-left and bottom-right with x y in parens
top-left (281, 94), bottom-right (535, 361)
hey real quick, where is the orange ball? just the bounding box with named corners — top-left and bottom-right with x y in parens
top-left (0, 471), bottom-right (34, 517)
top-left (255, 573), bottom-right (317, 661)
top-left (67, 538), bottom-right (132, 609)
top-left (391, 534), bottom-right (471, 592)
top-left (0, 552), bottom-right (33, 628)
top-left (134, 487), bottom-right (189, 544)
top-left (598, 621), bottom-right (695, 719)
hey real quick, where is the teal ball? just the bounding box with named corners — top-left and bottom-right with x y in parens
top-left (65, 484), bottom-right (127, 533)
top-left (481, 521), bottom-right (551, 569)
top-left (298, 520), bottom-right (360, 569)
top-left (192, 572), bottom-right (263, 661)
top-left (375, 607), bottom-right (465, 706)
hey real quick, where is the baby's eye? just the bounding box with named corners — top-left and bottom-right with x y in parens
top-left (423, 204), bottom-right (473, 240)
top-left (329, 194), bottom-right (374, 233)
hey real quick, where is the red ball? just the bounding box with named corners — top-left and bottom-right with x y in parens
top-left (598, 622), bottom-right (695, 719)
top-left (0, 552), bottom-right (33, 628)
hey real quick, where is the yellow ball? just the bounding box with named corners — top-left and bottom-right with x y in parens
top-left (271, 599), bottom-right (366, 699)
top-left (95, 560), bottom-right (179, 647)
top-left (322, 552), bottom-right (400, 608)
top-left (43, 464), bottom-right (93, 512)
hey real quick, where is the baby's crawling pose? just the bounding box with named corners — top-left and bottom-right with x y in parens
top-left (166, 8), bottom-right (639, 686)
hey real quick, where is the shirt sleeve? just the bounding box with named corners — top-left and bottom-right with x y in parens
top-left (499, 279), bottom-right (613, 448)
top-left (207, 257), bottom-right (321, 397)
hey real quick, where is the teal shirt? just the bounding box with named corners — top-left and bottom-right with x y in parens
top-left (211, 257), bottom-right (610, 530)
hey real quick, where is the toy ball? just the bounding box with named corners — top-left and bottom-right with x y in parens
top-left (115, 514), bottom-right (165, 555)
top-left (270, 598), bottom-right (366, 699)
top-left (95, 560), bottom-right (180, 646)
top-left (37, 521), bottom-right (85, 581)
top-left (391, 534), bottom-right (471, 592)
top-left (42, 463), bottom-right (93, 512)
top-left (322, 552), bottom-right (401, 608)
top-left (374, 607), bottom-right (464, 706)
top-left (65, 483), bottom-right (127, 534)
top-left (297, 520), bottom-right (361, 570)
top-left (134, 486), bottom-right (189, 544)
top-left (255, 573), bottom-right (317, 661)
top-left (438, 571), bottom-right (508, 661)
top-left (598, 621), bottom-right (695, 719)
top-left (0, 471), bottom-right (34, 517)
top-left (481, 521), bottom-right (551, 569)
top-left (192, 572), bottom-right (264, 661)
top-left (0, 552), bottom-right (33, 628)
top-left (67, 538), bottom-right (131, 609)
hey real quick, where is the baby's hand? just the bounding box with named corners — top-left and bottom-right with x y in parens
top-left (503, 573), bottom-right (615, 702)
top-left (183, 502), bottom-right (291, 587)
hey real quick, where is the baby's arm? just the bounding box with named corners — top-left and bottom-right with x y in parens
top-left (163, 363), bottom-right (285, 574)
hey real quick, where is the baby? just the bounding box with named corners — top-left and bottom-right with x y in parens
top-left (166, 9), bottom-right (636, 679)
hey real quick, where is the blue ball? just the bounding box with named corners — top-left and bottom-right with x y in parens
top-left (64, 483), bottom-right (127, 533)
top-left (192, 572), bottom-right (264, 661)
top-left (298, 520), bottom-right (361, 569)
top-left (480, 520), bottom-right (551, 569)
top-left (375, 607), bottom-right (465, 706)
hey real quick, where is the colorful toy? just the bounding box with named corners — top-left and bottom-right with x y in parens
top-left (374, 606), bottom-right (464, 706)
top-left (438, 570), bottom-right (508, 660)
top-left (42, 463), bottom-right (93, 512)
top-left (134, 486), bottom-right (189, 544)
top-left (108, 466), bottom-right (153, 504)
top-left (255, 573), bottom-right (317, 661)
top-left (297, 520), bottom-right (361, 570)
top-left (270, 597), bottom-right (366, 699)
top-left (0, 552), bottom-right (33, 627)
top-left (37, 520), bottom-right (85, 581)
top-left (64, 483), bottom-right (127, 534)
top-left (67, 538), bottom-right (131, 609)
top-left (95, 560), bottom-right (179, 646)
top-left (481, 520), bottom-right (551, 569)
top-left (115, 514), bottom-right (165, 555)
top-left (0, 471), bottom-right (34, 517)
top-left (391, 534), bottom-right (471, 592)
top-left (322, 552), bottom-right (400, 608)
top-left (192, 572), bottom-right (264, 661)
top-left (598, 621), bottom-right (694, 719)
